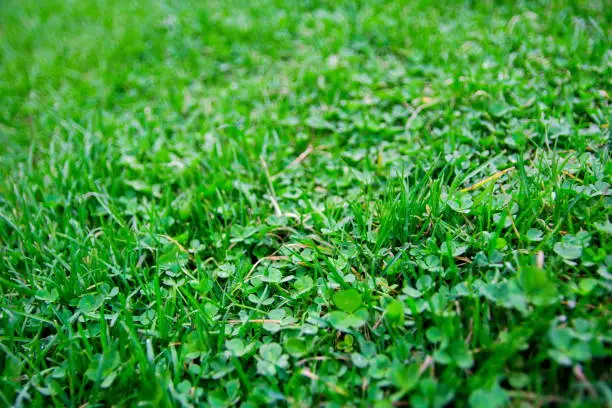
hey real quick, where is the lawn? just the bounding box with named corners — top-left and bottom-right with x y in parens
top-left (0, 0), bottom-right (610, 406)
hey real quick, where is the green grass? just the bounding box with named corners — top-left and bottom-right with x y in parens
top-left (1, 0), bottom-right (610, 406)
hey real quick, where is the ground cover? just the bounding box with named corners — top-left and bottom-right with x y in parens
top-left (0, 0), bottom-right (610, 406)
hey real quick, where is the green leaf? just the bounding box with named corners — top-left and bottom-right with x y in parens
top-left (342, 313), bottom-right (366, 329)
top-left (389, 363), bottom-right (420, 392)
top-left (549, 327), bottom-right (572, 350)
top-left (518, 266), bottom-right (558, 306)
top-left (226, 339), bottom-right (246, 357)
top-left (351, 353), bottom-right (368, 368)
top-left (263, 309), bottom-right (287, 333)
top-left (448, 195), bottom-right (473, 213)
top-left (525, 228), bottom-right (544, 242)
top-left (449, 341), bottom-right (474, 369)
top-left (368, 355), bottom-right (391, 379)
top-left (4, 354), bottom-right (22, 378)
top-left (489, 102), bottom-right (510, 117)
top-left (101, 371), bottom-right (118, 388)
top-left (35, 289), bottom-right (59, 303)
top-left (284, 338), bottom-right (306, 357)
top-left (259, 343), bottom-right (282, 362)
top-left (594, 221), bottom-right (612, 234)
top-left (327, 309), bottom-right (368, 332)
top-left (433, 349), bottom-right (452, 365)
top-left (214, 264), bottom-right (235, 279)
top-left (333, 289), bottom-right (362, 313)
top-left (495, 237), bottom-right (507, 250)
top-left (416, 275), bottom-right (433, 292)
top-left (553, 242), bottom-right (582, 260)
top-left (158, 245), bottom-right (181, 266)
top-left (548, 349), bottom-right (572, 366)
top-left (426, 327), bottom-right (444, 343)
top-left (578, 278), bottom-right (598, 294)
top-left (256, 359), bottom-right (276, 376)
top-left (85, 351), bottom-right (120, 387)
top-left (469, 382), bottom-right (508, 408)
top-left (568, 342), bottom-right (591, 361)
top-left (403, 286), bottom-right (422, 298)
top-left (385, 299), bottom-right (405, 326)
top-left (261, 267), bottom-right (282, 283)
top-left (508, 373), bottom-right (530, 389)
top-left (294, 275), bottom-right (314, 292)
top-left (78, 294), bottom-right (104, 314)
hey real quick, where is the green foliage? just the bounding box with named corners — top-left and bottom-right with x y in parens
top-left (0, 0), bottom-right (610, 406)
top-left (385, 299), bottom-right (405, 326)
top-left (333, 289), bottom-right (363, 314)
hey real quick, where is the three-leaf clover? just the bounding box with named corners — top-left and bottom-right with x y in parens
top-left (326, 289), bottom-right (369, 332)
top-left (256, 343), bottom-right (288, 376)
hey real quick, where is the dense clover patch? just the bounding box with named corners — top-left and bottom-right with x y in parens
top-left (0, 0), bottom-right (610, 406)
